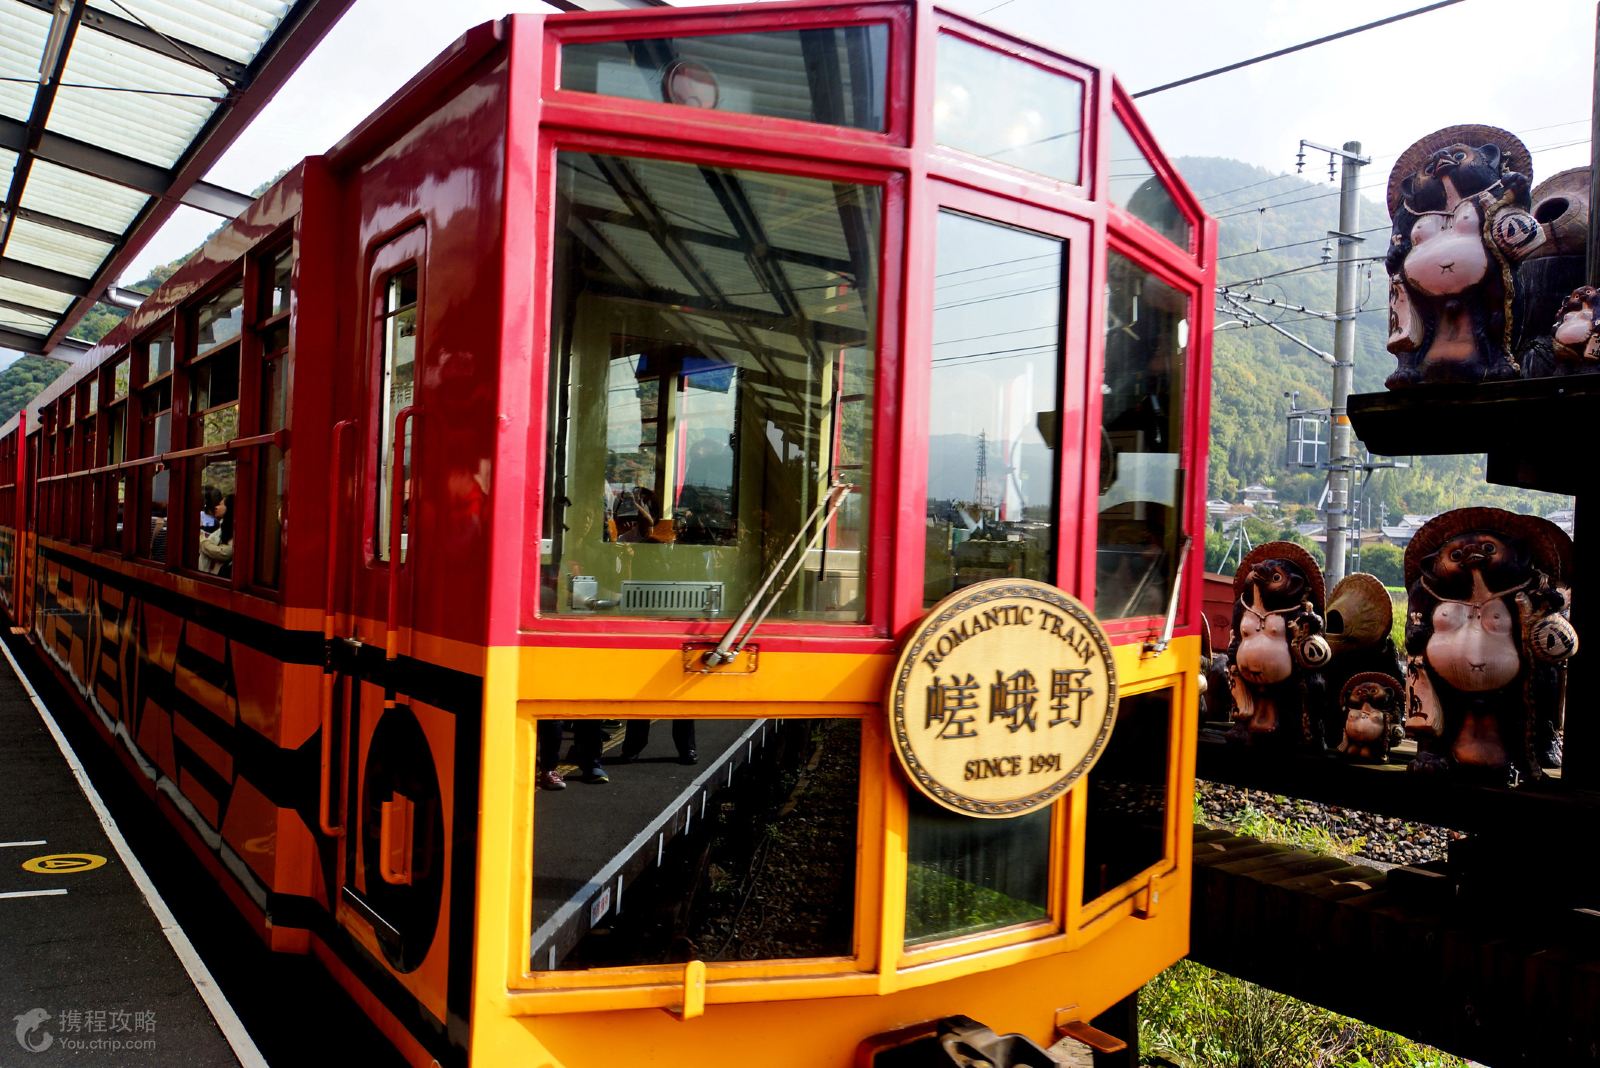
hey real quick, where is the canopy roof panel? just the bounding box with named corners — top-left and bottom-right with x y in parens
top-left (0, 0), bottom-right (354, 358)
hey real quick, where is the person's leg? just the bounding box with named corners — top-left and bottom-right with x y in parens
top-left (572, 721), bottom-right (609, 783)
top-left (621, 720), bottom-right (651, 760)
top-left (671, 719), bottom-right (697, 765)
top-left (536, 721), bottom-right (566, 790)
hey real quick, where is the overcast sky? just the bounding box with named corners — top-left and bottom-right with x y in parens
top-left (116, 0), bottom-right (1594, 282)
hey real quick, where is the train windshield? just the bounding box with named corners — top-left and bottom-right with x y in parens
top-left (541, 151), bottom-right (879, 622)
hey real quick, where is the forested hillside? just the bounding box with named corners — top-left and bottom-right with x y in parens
top-left (1179, 155), bottom-right (1568, 518)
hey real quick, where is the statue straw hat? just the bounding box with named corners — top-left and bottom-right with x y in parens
top-left (1387, 124), bottom-right (1532, 217)
top-left (1529, 167), bottom-right (1590, 257)
top-left (1324, 573), bottom-right (1393, 655)
top-left (1235, 540), bottom-right (1325, 614)
top-left (1403, 507), bottom-right (1573, 589)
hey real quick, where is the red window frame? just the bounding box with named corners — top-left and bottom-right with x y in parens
top-left (520, 129), bottom-right (906, 645)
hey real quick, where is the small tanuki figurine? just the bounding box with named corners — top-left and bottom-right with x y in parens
top-left (1550, 286), bottom-right (1600, 367)
top-left (1403, 509), bottom-right (1577, 782)
top-left (1338, 672), bottom-right (1404, 761)
top-left (1226, 542), bottom-right (1331, 750)
top-left (1321, 572), bottom-right (1404, 749)
top-left (1385, 125), bottom-right (1544, 387)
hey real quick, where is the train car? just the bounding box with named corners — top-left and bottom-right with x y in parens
top-left (0, 1), bottom-right (1215, 1064)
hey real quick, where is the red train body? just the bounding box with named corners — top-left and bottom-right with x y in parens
top-left (0, 4), bottom-right (1216, 1065)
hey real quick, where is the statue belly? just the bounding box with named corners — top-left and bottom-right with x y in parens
top-left (1406, 231), bottom-right (1489, 297)
top-left (1426, 621), bottom-right (1520, 692)
top-left (1235, 631), bottom-right (1293, 686)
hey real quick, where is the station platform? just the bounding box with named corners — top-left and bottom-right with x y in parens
top-left (0, 645), bottom-right (252, 1067)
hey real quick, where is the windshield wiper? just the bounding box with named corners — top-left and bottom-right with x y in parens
top-left (703, 480), bottom-right (853, 667)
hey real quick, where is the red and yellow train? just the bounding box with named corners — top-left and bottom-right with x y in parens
top-left (0, 1), bottom-right (1215, 1064)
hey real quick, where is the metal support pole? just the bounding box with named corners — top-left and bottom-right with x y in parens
top-left (1325, 140), bottom-right (1366, 585)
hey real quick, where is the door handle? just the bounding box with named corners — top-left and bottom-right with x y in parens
top-left (378, 792), bottom-right (415, 886)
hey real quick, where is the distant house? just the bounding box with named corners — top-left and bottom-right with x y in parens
top-left (1242, 484), bottom-right (1276, 506)
top-left (1379, 513), bottom-right (1435, 547)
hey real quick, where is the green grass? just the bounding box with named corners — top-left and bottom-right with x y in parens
top-left (1141, 960), bottom-right (1467, 1067)
top-left (1231, 804), bottom-right (1364, 858)
top-left (1155, 797), bottom-right (1461, 1066)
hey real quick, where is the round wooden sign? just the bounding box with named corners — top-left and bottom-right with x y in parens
top-left (888, 579), bottom-right (1118, 818)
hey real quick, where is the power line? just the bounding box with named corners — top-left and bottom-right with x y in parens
top-left (1219, 256), bottom-right (1383, 290)
top-left (1201, 173), bottom-right (1298, 206)
top-left (1133, 0), bottom-right (1468, 98)
top-left (1218, 226), bottom-right (1388, 261)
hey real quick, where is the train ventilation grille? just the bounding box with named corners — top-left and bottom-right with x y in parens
top-left (620, 581), bottom-right (724, 616)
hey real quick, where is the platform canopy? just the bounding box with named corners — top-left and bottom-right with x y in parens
top-left (0, 0), bottom-right (354, 358)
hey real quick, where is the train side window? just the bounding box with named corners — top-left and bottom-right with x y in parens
top-left (375, 265), bottom-right (418, 564)
top-left (138, 331), bottom-right (175, 564)
top-left (922, 211), bottom-right (1061, 607)
top-left (104, 356), bottom-right (130, 553)
top-left (904, 795), bottom-right (1051, 945)
top-left (934, 34), bottom-right (1083, 186)
top-left (530, 717), bottom-right (860, 972)
top-left (1094, 253), bottom-right (1188, 621)
top-left (184, 283), bottom-right (244, 577)
top-left (255, 247), bottom-right (292, 589)
top-left (77, 383), bottom-right (96, 543)
top-left (561, 24), bottom-right (889, 131)
top-left (1081, 686), bottom-right (1173, 907)
top-left (542, 152), bottom-right (880, 622)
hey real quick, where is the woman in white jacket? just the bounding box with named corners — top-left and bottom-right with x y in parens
top-left (199, 492), bottom-right (235, 577)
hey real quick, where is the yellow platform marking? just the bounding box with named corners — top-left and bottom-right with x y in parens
top-left (21, 853), bottom-right (106, 874)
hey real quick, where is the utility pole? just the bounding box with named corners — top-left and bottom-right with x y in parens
top-left (1302, 138), bottom-right (1370, 585)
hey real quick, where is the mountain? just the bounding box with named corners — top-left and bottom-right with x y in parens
top-left (1178, 154), bottom-right (1569, 521)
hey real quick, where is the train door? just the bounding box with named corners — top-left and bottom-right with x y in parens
top-left (323, 223), bottom-right (457, 1023)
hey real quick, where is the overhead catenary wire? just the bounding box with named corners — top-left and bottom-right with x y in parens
top-left (1133, 0), bottom-right (1467, 98)
top-left (1220, 256), bottom-right (1385, 290)
top-left (1218, 226), bottom-right (1388, 261)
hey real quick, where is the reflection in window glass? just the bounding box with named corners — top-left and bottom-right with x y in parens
top-left (256, 357), bottom-right (290, 588)
top-left (141, 380), bottom-right (172, 563)
top-left (542, 152), bottom-right (878, 622)
top-left (111, 358), bottom-right (129, 400)
top-left (1096, 253), bottom-right (1187, 621)
top-left (563, 25), bottom-right (887, 131)
top-left (377, 267), bottom-right (418, 564)
top-left (146, 332), bottom-right (174, 381)
top-left (924, 212), bottom-right (1059, 608)
top-left (1107, 111), bottom-right (1192, 248)
top-left (935, 35), bottom-right (1082, 185)
top-left (532, 718), bottom-right (859, 970)
top-left (1082, 688), bottom-right (1171, 905)
top-left (267, 248), bottom-right (292, 317)
top-left (905, 794), bottom-right (1049, 945)
top-left (195, 283), bottom-right (244, 356)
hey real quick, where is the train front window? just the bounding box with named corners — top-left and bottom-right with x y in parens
top-left (934, 34), bottom-right (1083, 186)
top-left (1107, 110), bottom-right (1193, 250)
top-left (1095, 253), bottom-right (1188, 621)
top-left (923, 211), bottom-right (1061, 608)
top-left (1082, 687), bottom-right (1173, 906)
top-left (542, 152), bottom-right (879, 622)
top-left (561, 24), bottom-right (888, 131)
